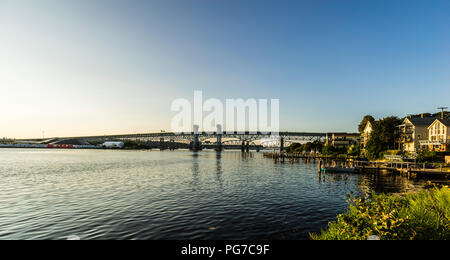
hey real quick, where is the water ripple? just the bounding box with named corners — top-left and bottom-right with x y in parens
top-left (0, 149), bottom-right (431, 240)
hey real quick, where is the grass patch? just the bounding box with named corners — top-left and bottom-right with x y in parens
top-left (310, 187), bottom-right (450, 240)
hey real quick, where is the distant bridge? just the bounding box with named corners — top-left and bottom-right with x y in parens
top-left (17, 130), bottom-right (329, 151)
top-left (19, 131), bottom-right (327, 143)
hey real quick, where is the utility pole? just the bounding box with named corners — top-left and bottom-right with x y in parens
top-left (437, 107), bottom-right (448, 119)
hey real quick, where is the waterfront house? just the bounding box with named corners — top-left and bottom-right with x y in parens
top-left (419, 118), bottom-right (450, 152)
top-left (325, 133), bottom-right (361, 149)
top-left (398, 116), bottom-right (436, 153)
top-left (361, 121), bottom-right (373, 149)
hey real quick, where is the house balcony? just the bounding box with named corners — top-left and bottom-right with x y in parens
top-left (400, 134), bottom-right (413, 143)
top-left (401, 129), bottom-right (414, 135)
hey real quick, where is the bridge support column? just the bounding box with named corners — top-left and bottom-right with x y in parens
top-left (241, 140), bottom-right (246, 152)
top-left (160, 137), bottom-right (165, 151)
top-left (191, 125), bottom-right (201, 151)
top-left (246, 141), bottom-right (250, 152)
top-left (280, 137), bottom-right (284, 152)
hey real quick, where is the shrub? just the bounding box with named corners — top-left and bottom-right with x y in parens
top-left (347, 145), bottom-right (361, 156)
top-left (322, 145), bottom-right (346, 157)
top-left (416, 151), bottom-right (438, 163)
top-left (384, 150), bottom-right (403, 156)
top-left (310, 187), bottom-right (450, 240)
top-left (286, 143), bottom-right (302, 153)
top-left (286, 141), bottom-right (323, 154)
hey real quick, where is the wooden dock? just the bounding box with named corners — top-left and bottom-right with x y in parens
top-left (352, 160), bottom-right (449, 178)
top-left (262, 152), bottom-right (450, 179)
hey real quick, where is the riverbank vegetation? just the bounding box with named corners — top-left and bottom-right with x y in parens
top-left (285, 141), bottom-right (323, 154)
top-left (310, 187), bottom-right (450, 240)
top-left (123, 140), bottom-right (149, 149)
top-left (285, 142), bottom-right (361, 158)
top-left (416, 150), bottom-right (438, 163)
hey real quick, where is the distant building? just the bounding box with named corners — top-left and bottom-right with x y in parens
top-left (361, 121), bottom-right (373, 149)
top-left (325, 133), bottom-right (360, 149)
top-left (398, 117), bottom-right (436, 153)
top-left (419, 118), bottom-right (450, 152)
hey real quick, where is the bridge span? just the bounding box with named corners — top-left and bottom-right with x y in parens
top-left (16, 129), bottom-right (331, 151)
top-left (19, 131), bottom-right (326, 142)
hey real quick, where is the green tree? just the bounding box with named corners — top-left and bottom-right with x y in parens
top-left (407, 111), bottom-right (449, 119)
top-left (322, 145), bottom-right (337, 156)
top-left (310, 140), bottom-right (324, 153)
top-left (365, 116), bottom-right (402, 160)
top-left (287, 141), bottom-right (324, 154)
top-left (358, 115), bottom-right (375, 133)
top-left (347, 145), bottom-right (361, 156)
top-left (287, 143), bottom-right (302, 153)
top-left (123, 140), bottom-right (149, 149)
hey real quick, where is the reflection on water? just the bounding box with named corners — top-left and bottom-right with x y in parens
top-left (358, 171), bottom-right (431, 195)
top-left (318, 170), bottom-right (430, 196)
top-left (215, 152), bottom-right (223, 188)
top-left (0, 149), bottom-right (435, 240)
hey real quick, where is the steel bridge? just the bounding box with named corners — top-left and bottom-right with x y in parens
top-left (19, 131), bottom-right (327, 142)
top-left (18, 130), bottom-right (329, 151)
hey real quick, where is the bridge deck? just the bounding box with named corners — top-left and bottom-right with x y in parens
top-left (17, 131), bottom-right (330, 142)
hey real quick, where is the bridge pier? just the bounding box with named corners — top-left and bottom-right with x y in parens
top-left (169, 139), bottom-right (175, 150)
top-left (191, 125), bottom-right (201, 151)
top-left (160, 137), bottom-right (166, 151)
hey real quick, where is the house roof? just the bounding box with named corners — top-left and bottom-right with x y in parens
top-left (363, 121), bottom-right (372, 132)
top-left (404, 117), bottom-right (437, 127)
top-left (435, 118), bottom-right (450, 127)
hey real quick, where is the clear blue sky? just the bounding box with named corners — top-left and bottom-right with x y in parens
top-left (1, 0), bottom-right (449, 138)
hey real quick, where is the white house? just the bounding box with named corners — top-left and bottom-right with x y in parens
top-left (398, 117), bottom-right (435, 153)
top-left (419, 118), bottom-right (450, 152)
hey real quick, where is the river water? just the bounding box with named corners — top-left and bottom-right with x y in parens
top-left (0, 149), bottom-right (431, 240)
